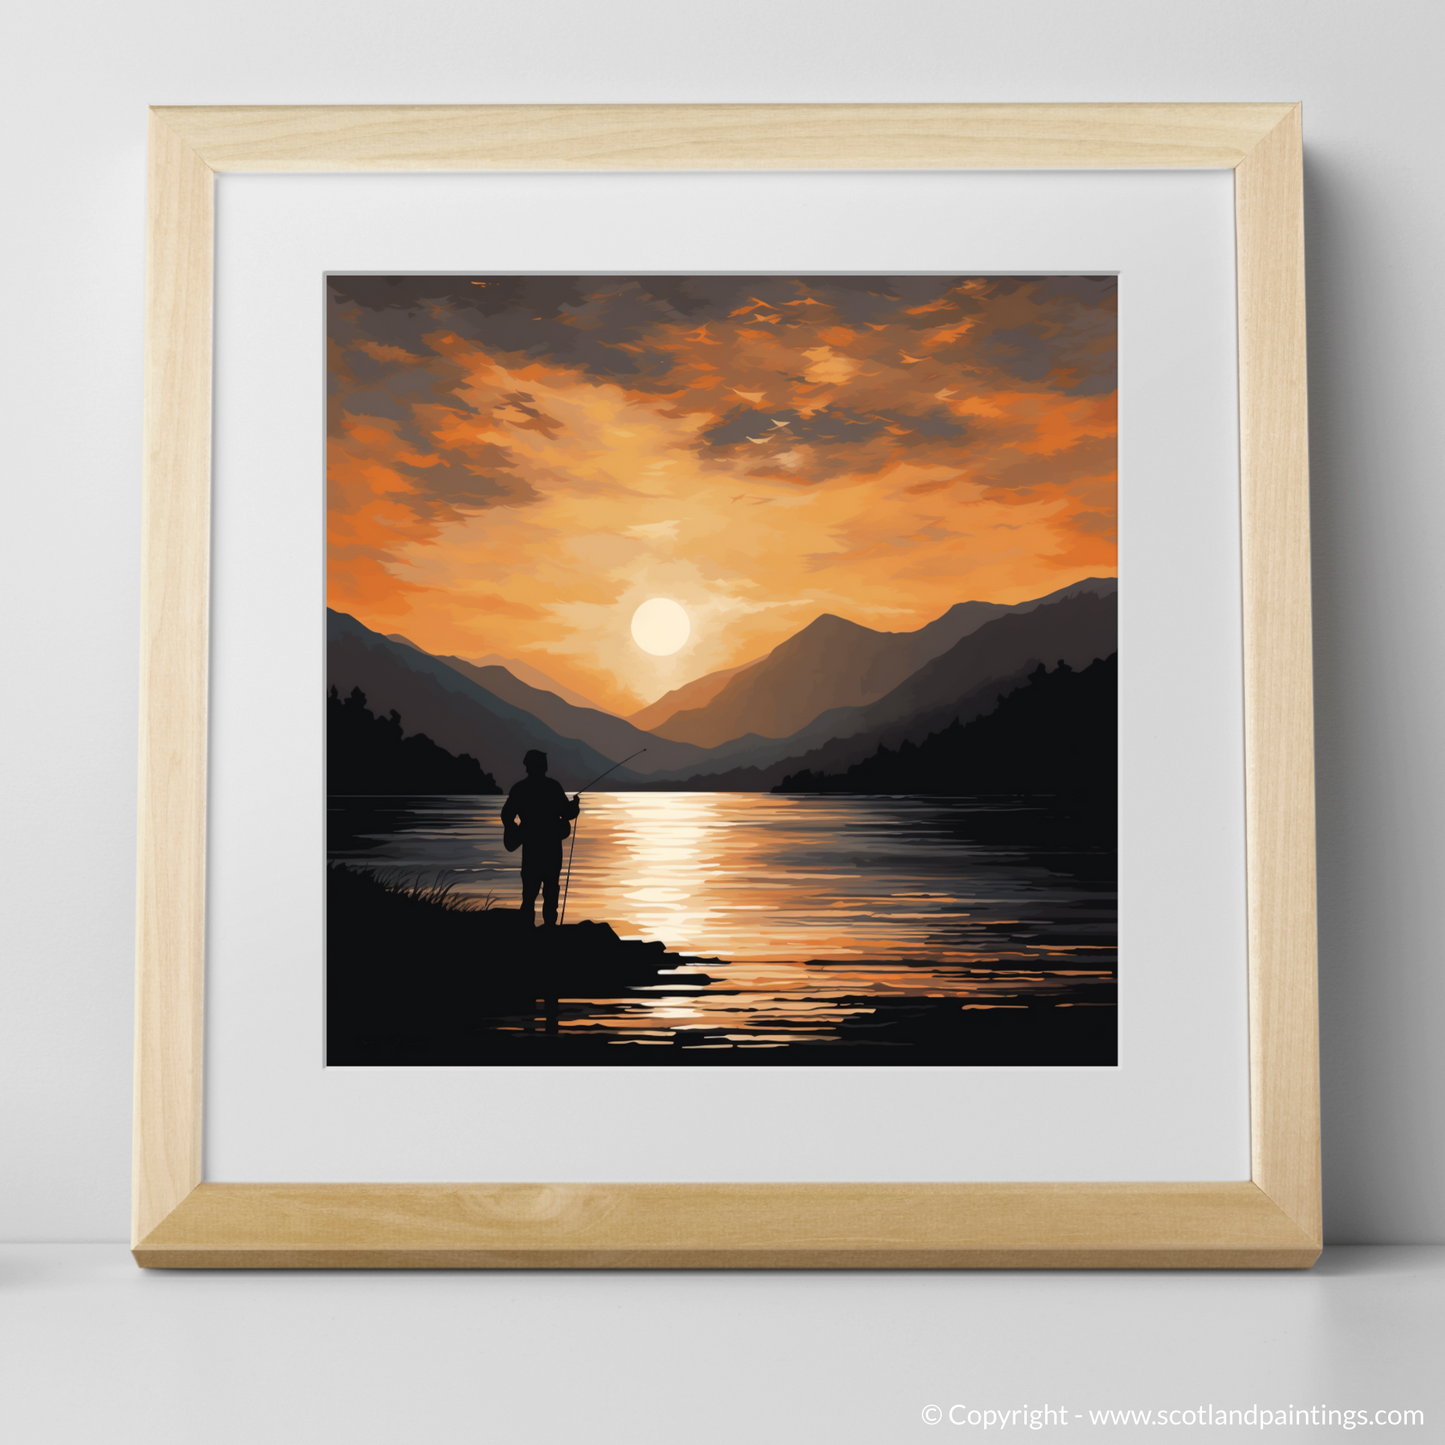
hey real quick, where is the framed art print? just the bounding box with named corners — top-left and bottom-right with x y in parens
top-left (323, 269), bottom-right (1120, 1069)
top-left (135, 105), bottom-right (1320, 1267)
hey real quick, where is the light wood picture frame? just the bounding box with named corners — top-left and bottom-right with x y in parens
top-left (135, 103), bottom-right (1318, 1268)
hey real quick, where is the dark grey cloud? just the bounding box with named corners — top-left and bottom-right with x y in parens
top-left (984, 325), bottom-right (1058, 384)
top-left (980, 435), bottom-right (1118, 493)
top-left (327, 273), bottom-right (1114, 502)
top-left (391, 454), bottom-right (536, 511)
top-left (328, 274), bottom-right (1117, 402)
top-left (700, 405), bottom-right (967, 451)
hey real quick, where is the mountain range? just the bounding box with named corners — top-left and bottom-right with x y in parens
top-left (645, 576), bottom-right (1115, 748)
top-left (635, 587), bottom-right (1118, 789)
top-left (329, 576), bottom-right (1116, 793)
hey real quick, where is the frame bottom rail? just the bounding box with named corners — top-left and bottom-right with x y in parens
top-left (134, 1182), bottom-right (1321, 1270)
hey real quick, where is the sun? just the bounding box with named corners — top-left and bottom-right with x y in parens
top-left (631, 597), bottom-right (691, 656)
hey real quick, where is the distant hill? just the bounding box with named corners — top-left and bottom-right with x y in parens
top-left (435, 655), bottom-right (711, 775)
top-left (382, 632), bottom-right (610, 713)
top-left (636, 591), bottom-right (1117, 790)
top-left (649, 577), bottom-right (1115, 748)
top-left (776, 653), bottom-right (1117, 798)
top-left (627, 657), bottom-right (763, 733)
top-left (462, 652), bottom-right (610, 714)
top-left (328, 610), bottom-right (644, 791)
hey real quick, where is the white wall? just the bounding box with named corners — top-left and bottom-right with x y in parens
top-left (2, 0), bottom-right (1440, 1243)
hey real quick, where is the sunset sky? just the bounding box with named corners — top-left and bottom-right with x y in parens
top-left (327, 274), bottom-right (1116, 713)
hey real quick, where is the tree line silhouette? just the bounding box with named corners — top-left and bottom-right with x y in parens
top-left (774, 654), bottom-right (1116, 798)
top-left (328, 685), bottom-right (501, 795)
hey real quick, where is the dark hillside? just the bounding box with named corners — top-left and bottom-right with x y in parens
top-left (328, 686), bottom-right (501, 795)
top-left (776, 653), bottom-right (1116, 801)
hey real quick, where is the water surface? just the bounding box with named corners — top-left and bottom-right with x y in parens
top-left (329, 792), bottom-right (1115, 1056)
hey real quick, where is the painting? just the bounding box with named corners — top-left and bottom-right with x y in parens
top-left (325, 274), bottom-right (1117, 1067)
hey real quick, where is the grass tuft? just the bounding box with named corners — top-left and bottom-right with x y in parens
top-left (343, 864), bottom-right (498, 913)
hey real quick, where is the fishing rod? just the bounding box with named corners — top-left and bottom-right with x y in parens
top-left (574, 748), bottom-right (648, 797)
top-left (559, 748), bottom-right (646, 925)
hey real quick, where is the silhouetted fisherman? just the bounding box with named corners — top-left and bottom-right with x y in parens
top-left (501, 750), bottom-right (580, 927)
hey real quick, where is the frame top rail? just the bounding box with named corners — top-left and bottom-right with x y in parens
top-left (153, 102), bottom-right (1299, 173)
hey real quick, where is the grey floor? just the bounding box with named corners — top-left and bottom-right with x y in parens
top-left (2, 1245), bottom-right (1440, 1442)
